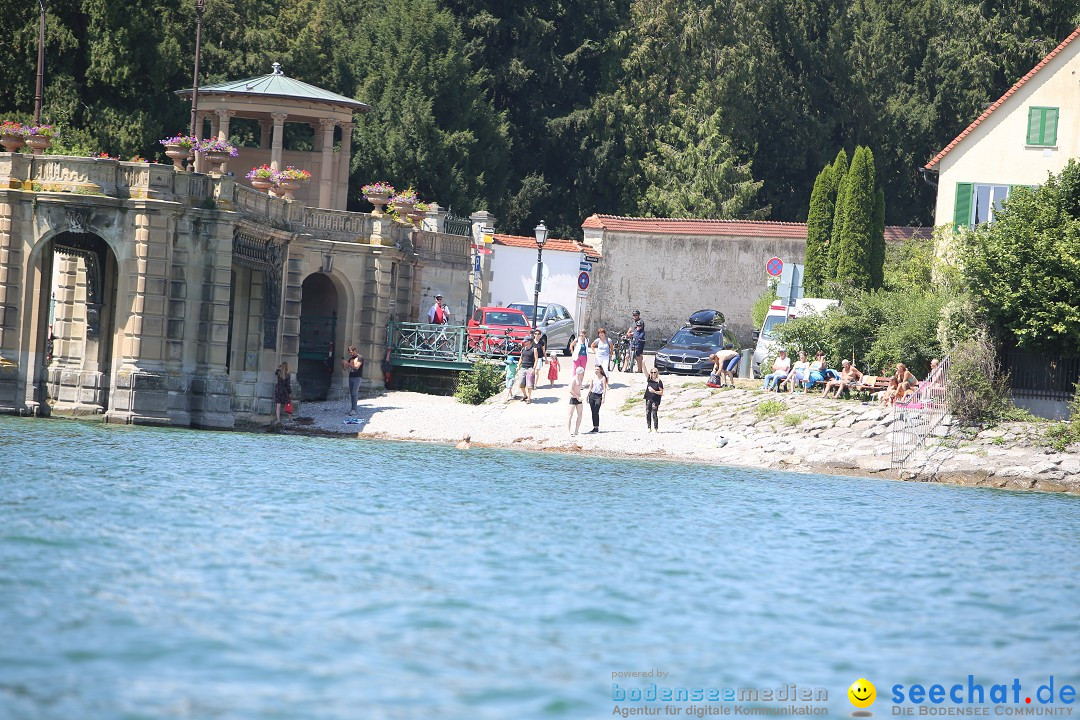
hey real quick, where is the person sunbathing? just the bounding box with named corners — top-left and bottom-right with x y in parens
top-left (894, 363), bottom-right (919, 403)
top-left (876, 377), bottom-right (901, 406)
top-left (821, 359), bottom-right (862, 399)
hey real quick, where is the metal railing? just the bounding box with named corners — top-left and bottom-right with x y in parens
top-left (891, 357), bottom-right (950, 469)
top-left (443, 211), bottom-right (472, 237)
top-left (1002, 350), bottom-right (1080, 401)
top-left (388, 321), bottom-right (522, 365)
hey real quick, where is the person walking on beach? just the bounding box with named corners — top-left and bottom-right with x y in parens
top-left (547, 352), bottom-right (560, 386)
top-left (504, 354), bottom-right (518, 400)
top-left (342, 346), bottom-right (364, 414)
top-left (517, 335), bottom-right (539, 403)
top-left (273, 361), bottom-right (292, 424)
top-left (568, 366), bottom-right (585, 435)
top-left (586, 364), bottom-right (609, 433)
top-left (591, 328), bottom-right (613, 370)
top-left (571, 329), bottom-right (590, 373)
top-left (532, 329), bottom-right (548, 375)
top-left (645, 367), bottom-right (664, 432)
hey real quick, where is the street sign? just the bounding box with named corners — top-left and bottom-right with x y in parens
top-left (473, 255), bottom-right (480, 272)
top-left (481, 225), bottom-right (495, 244)
top-left (577, 271), bottom-right (591, 291)
top-left (577, 289), bottom-right (590, 299)
top-left (766, 256), bottom-right (784, 277)
top-left (579, 260), bottom-right (593, 272)
top-left (776, 263), bottom-right (804, 306)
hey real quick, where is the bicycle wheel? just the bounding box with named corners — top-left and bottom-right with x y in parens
top-left (607, 352), bottom-right (617, 372)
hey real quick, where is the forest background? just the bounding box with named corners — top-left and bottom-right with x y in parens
top-left (1, 0), bottom-right (1078, 239)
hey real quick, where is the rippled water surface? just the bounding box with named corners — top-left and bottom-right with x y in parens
top-left (1, 416), bottom-right (1078, 719)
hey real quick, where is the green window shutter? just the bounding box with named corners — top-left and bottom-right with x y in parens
top-left (1044, 107), bottom-right (1058, 145)
top-left (953, 182), bottom-right (973, 228)
top-left (1027, 108), bottom-right (1043, 145)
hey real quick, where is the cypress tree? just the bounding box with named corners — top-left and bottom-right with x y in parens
top-left (870, 184), bottom-right (886, 289)
top-left (803, 165), bottom-right (834, 296)
top-left (825, 149), bottom-right (849, 284)
top-left (833, 146), bottom-right (874, 292)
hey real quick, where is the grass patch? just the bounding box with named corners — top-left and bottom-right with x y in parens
top-left (782, 412), bottom-right (808, 427)
top-left (689, 398), bottom-right (703, 409)
top-left (755, 399), bottom-right (785, 419)
top-left (990, 436), bottom-right (1005, 446)
top-left (620, 395), bottom-right (643, 413)
top-left (1044, 422), bottom-right (1079, 453)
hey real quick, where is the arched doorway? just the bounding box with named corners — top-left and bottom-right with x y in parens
top-left (298, 273), bottom-right (339, 400)
top-left (38, 231), bottom-right (119, 415)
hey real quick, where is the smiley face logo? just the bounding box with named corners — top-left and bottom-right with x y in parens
top-left (848, 678), bottom-right (876, 708)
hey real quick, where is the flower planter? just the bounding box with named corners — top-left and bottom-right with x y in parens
top-left (25, 136), bottom-right (51, 152)
top-left (201, 151), bottom-right (231, 174)
top-left (1, 134), bottom-right (25, 152)
top-left (392, 201), bottom-right (414, 218)
top-left (408, 210), bottom-right (426, 228)
top-left (251, 178), bottom-right (274, 192)
top-left (164, 144), bottom-right (191, 171)
top-left (366, 193), bottom-right (390, 216)
top-left (276, 178), bottom-right (306, 201)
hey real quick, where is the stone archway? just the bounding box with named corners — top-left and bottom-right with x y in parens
top-left (298, 272), bottom-right (339, 400)
top-left (40, 231), bottom-right (119, 415)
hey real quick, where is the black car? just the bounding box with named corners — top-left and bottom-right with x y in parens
top-left (654, 311), bottom-right (738, 375)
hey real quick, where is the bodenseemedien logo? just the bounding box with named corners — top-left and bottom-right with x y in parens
top-left (848, 678), bottom-right (876, 717)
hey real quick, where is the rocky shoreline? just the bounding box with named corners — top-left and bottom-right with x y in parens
top-left (265, 370), bottom-right (1080, 495)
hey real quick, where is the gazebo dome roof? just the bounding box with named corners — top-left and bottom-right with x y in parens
top-left (177, 62), bottom-right (370, 112)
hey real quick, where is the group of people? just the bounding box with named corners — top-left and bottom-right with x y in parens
top-left (761, 349), bottom-right (940, 405)
top-left (504, 327), bottom-right (561, 404)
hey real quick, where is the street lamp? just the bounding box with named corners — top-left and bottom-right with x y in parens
top-left (531, 220), bottom-right (548, 329)
top-left (188, 0), bottom-right (206, 139)
top-left (33, 1), bottom-right (45, 128)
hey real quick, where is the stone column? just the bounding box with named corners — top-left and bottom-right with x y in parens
top-left (270, 112), bottom-right (288, 171)
top-left (189, 214), bottom-right (235, 428)
top-left (258, 119), bottom-right (272, 150)
top-left (0, 196), bottom-right (28, 413)
top-left (470, 210), bottom-right (495, 310)
top-left (107, 209), bottom-right (177, 426)
top-left (194, 112), bottom-right (210, 173)
top-left (318, 118), bottom-right (337, 209)
top-left (215, 109), bottom-right (236, 175)
top-left (336, 121), bottom-right (353, 211)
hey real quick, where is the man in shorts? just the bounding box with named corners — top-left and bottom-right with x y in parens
top-left (516, 335), bottom-right (538, 403)
top-left (625, 311), bottom-right (646, 374)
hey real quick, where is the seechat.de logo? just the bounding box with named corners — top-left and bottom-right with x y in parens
top-left (849, 678), bottom-right (877, 717)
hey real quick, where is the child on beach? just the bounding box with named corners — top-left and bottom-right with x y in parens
top-left (504, 355), bottom-right (518, 400)
top-left (547, 353), bottom-right (560, 386)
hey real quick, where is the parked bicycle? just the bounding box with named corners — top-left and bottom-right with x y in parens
top-left (609, 336), bottom-right (632, 372)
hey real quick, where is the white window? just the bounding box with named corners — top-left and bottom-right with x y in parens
top-left (971, 184), bottom-right (1010, 225)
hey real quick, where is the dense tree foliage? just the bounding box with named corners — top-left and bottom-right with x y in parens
top-left (1, 0), bottom-right (1077, 235)
top-left (960, 160), bottom-right (1080, 356)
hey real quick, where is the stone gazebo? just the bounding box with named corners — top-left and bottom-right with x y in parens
top-left (177, 62), bottom-right (369, 210)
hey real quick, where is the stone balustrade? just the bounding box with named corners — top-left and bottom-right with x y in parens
top-left (414, 231), bottom-right (471, 265)
top-left (0, 153), bottom-right (216, 203)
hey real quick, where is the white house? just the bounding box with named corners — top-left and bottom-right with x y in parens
top-left (486, 234), bottom-right (600, 331)
top-left (926, 27), bottom-right (1080, 227)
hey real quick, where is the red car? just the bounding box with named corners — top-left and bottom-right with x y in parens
top-left (467, 306), bottom-right (533, 355)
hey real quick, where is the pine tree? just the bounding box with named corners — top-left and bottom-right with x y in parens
top-left (804, 165), bottom-right (833, 296)
top-left (826, 149), bottom-right (849, 284)
top-left (833, 146), bottom-right (874, 292)
top-left (871, 184), bottom-right (886, 289)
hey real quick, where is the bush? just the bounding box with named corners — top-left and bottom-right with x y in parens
top-left (751, 280), bottom-right (778, 331)
top-left (454, 361), bottom-right (504, 405)
top-left (755, 399), bottom-right (785, 419)
top-left (1043, 381), bottom-right (1080, 451)
top-left (946, 329), bottom-right (1013, 426)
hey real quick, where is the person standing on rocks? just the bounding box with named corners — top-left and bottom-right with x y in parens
top-left (586, 364), bottom-right (609, 433)
top-left (645, 367), bottom-right (664, 432)
top-left (568, 366), bottom-right (585, 436)
top-left (273, 361), bottom-right (292, 424)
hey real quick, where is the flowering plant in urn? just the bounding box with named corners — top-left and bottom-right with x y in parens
top-left (159, 134), bottom-right (197, 151)
top-left (196, 137), bottom-right (239, 157)
top-left (362, 181), bottom-right (394, 197)
top-left (275, 166), bottom-right (311, 181)
top-left (0, 121), bottom-right (27, 152)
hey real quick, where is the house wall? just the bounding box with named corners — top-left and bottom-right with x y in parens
top-left (488, 244), bottom-right (584, 323)
top-left (934, 41), bottom-right (1080, 225)
top-left (582, 229), bottom-right (806, 347)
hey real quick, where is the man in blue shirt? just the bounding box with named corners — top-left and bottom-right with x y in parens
top-left (626, 310), bottom-right (646, 375)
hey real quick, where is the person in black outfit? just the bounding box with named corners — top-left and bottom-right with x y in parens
top-left (531, 328), bottom-right (548, 375)
top-left (645, 367), bottom-right (664, 431)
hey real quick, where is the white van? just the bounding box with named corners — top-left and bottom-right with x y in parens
top-left (751, 298), bottom-right (838, 377)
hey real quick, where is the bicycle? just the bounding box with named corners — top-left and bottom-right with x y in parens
top-left (609, 336), bottom-right (630, 372)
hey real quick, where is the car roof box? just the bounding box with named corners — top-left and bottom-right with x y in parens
top-left (689, 309), bottom-right (725, 327)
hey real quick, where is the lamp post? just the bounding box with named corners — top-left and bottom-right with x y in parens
top-left (531, 220), bottom-right (548, 329)
top-left (33, 0), bottom-right (45, 128)
top-left (188, 0), bottom-right (206, 139)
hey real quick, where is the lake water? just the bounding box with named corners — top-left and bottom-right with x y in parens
top-left (1, 416), bottom-right (1078, 719)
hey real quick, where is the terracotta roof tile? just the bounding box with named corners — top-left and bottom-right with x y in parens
top-left (925, 27), bottom-right (1080, 169)
top-left (492, 234), bottom-right (597, 255)
top-left (581, 214), bottom-right (928, 243)
top-left (580, 214), bottom-right (808, 238)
